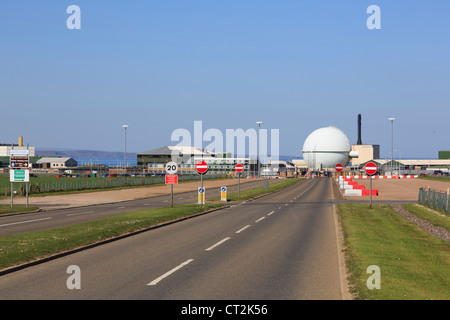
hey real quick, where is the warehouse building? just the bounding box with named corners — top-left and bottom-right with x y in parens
top-left (35, 157), bottom-right (78, 169)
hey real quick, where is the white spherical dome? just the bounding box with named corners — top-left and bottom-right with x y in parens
top-left (302, 126), bottom-right (351, 169)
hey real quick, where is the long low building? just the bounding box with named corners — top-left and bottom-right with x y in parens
top-left (355, 159), bottom-right (450, 175)
top-left (137, 145), bottom-right (257, 176)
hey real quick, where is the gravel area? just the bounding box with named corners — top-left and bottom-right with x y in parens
top-left (390, 204), bottom-right (450, 243)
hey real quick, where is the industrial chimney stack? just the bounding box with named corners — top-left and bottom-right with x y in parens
top-left (357, 114), bottom-right (362, 145)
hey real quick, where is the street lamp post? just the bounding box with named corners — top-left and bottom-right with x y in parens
top-left (256, 121), bottom-right (262, 178)
top-left (388, 118), bottom-right (395, 175)
top-left (122, 125), bottom-right (128, 174)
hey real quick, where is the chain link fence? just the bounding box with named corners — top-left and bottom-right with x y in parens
top-left (418, 187), bottom-right (450, 214)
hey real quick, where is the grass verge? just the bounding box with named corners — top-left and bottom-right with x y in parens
top-left (337, 203), bottom-right (450, 300)
top-left (0, 205), bottom-right (39, 215)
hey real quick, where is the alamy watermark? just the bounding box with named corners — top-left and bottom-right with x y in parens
top-left (170, 120), bottom-right (279, 164)
top-left (65, 5), bottom-right (381, 31)
top-left (66, 265), bottom-right (81, 290)
top-left (66, 5), bottom-right (81, 30)
top-left (366, 265), bottom-right (381, 290)
top-left (367, 5), bottom-right (381, 30)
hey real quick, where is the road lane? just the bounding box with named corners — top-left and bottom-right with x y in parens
top-left (0, 178), bottom-right (344, 300)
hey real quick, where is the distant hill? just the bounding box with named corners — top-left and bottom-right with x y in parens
top-left (36, 149), bottom-right (136, 159)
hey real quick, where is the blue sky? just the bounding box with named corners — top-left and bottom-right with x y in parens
top-left (1, 1), bottom-right (449, 158)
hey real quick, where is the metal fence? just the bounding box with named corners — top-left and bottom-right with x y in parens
top-left (418, 187), bottom-right (450, 214)
top-left (3, 174), bottom-right (226, 197)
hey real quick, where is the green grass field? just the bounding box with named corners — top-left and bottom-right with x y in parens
top-left (338, 203), bottom-right (450, 300)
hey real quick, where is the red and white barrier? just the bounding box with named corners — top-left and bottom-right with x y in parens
top-left (337, 177), bottom-right (379, 197)
top-left (343, 189), bottom-right (379, 196)
top-left (342, 175), bottom-right (418, 179)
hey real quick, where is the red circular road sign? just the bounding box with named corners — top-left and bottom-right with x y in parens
top-left (335, 163), bottom-right (343, 172)
top-left (195, 160), bottom-right (209, 174)
top-left (235, 163), bottom-right (244, 173)
top-left (365, 162), bottom-right (378, 176)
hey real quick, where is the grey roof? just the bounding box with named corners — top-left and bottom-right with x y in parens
top-left (138, 146), bottom-right (173, 155)
top-left (36, 157), bottom-right (76, 164)
top-left (362, 159), bottom-right (450, 166)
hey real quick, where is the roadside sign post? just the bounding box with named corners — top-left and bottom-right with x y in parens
top-left (238, 172), bottom-right (240, 198)
top-left (9, 169), bottom-right (30, 207)
top-left (335, 163), bottom-right (343, 189)
top-left (235, 164), bottom-right (244, 198)
top-left (9, 150), bottom-right (30, 207)
top-left (365, 162), bottom-right (378, 209)
top-left (195, 161), bottom-right (209, 207)
top-left (165, 162), bottom-right (178, 208)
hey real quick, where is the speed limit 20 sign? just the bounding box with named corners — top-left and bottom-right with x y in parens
top-left (165, 162), bottom-right (178, 175)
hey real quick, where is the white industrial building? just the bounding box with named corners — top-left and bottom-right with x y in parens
top-left (0, 137), bottom-right (35, 157)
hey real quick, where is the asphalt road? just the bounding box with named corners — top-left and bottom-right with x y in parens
top-left (0, 178), bottom-right (345, 300)
top-left (0, 179), bottom-right (277, 236)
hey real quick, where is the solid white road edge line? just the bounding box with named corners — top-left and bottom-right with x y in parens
top-left (147, 259), bottom-right (194, 286)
